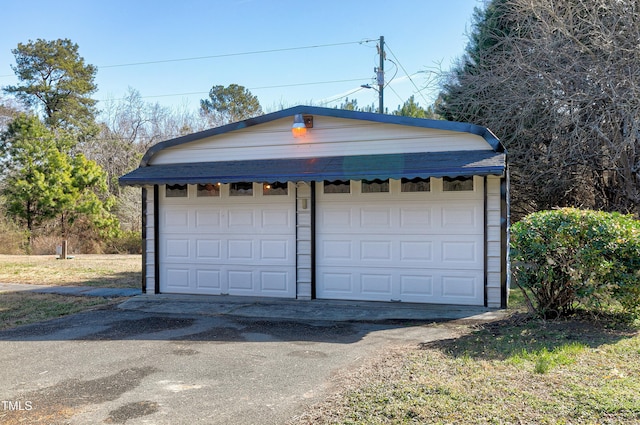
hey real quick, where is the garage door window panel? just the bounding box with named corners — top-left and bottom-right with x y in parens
top-left (263, 182), bottom-right (288, 196)
top-left (230, 182), bottom-right (253, 196)
top-left (197, 183), bottom-right (220, 197)
top-left (324, 180), bottom-right (350, 194)
top-left (401, 177), bottom-right (430, 192)
top-left (443, 176), bottom-right (474, 191)
top-left (166, 184), bottom-right (188, 197)
top-left (362, 179), bottom-right (389, 193)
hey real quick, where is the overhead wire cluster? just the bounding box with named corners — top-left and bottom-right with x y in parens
top-left (97, 38), bottom-right (380, 105)
top-left (384, 42), bottom-right (432, 107)
top-left (2, 37), bottom-right (432, 113)
top-left (1, 38), bottom-right (436, 149)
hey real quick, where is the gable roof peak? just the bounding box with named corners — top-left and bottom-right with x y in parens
top-left (140, 104), bottom-right (504, 167)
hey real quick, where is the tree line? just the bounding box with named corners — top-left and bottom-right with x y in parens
top-left (2, 0), bottom-right (638, 254)
top-left (437, 0), bottom-right (640, 219)
top-left (0, 39), bottom-right (434, 254)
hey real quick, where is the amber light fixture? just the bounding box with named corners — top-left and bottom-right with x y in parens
top-left (292, 114), bottom-right (313, 138)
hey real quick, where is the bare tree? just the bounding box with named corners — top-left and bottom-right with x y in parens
top-left (83, 89), bottom-right (209, 230)
top-left (0, 95), bottom-right (24, 132)
top-left (438, 0), bottom-right (640, 217)
top-left (86, 88), bottom-right (205, 195)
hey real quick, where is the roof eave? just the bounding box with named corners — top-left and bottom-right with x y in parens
top-left (120, 150), bottom-right (506, 187)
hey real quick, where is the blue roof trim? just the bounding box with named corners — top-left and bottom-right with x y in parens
top-left (120, 150), bottom-right (506, 187)
top-left (139, 105), bottom-right (505, 166)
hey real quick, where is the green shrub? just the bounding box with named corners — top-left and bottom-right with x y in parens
top-left (511, 208), bottom-right (640, 318)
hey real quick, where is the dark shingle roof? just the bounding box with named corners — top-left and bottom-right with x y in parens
top-left (120, 150), bottom-right (505, 186)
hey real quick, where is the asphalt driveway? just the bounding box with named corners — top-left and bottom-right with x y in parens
top-left (0, 297), bottom-right (503, 424)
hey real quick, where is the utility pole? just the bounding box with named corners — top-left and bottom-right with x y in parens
top-left (377, 35), bottom-right (385, 114)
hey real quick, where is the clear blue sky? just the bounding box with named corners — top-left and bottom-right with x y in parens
top-left (0, 0), bottom-right (483, 114)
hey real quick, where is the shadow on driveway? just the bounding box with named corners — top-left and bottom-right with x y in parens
top-left (0, 294), bottom-right (504, 343)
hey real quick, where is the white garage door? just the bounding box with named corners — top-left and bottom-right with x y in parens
top-left (159, 183), bottom-right (296, 297)
top-left (316, 177), bottom-right (484, 305)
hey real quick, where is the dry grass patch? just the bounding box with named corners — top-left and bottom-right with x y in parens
top-left (291, 315), bottom-right (640, 425)
top-left (0, 292), bottom-right (118, 330)
top-left (0, 254), bottom-right (141, 288)
top-left (0, 255), bottom-right (140, 331)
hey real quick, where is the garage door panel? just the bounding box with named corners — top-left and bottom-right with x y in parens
top-left (227, 239), bottom-right (254, 260)
top-left (400, 275), bottom-right (434, 298)
top-left (163, 209), bottom-right (189, 231)
top-left (400, 208), bottom-right (432, 228)
top-left (195, 269), bottom-right (221, 291)
top-left (441, 204), bottom-right (481, 230)
top-left (196, 239), bottom-right (221, 259)
top-left (321, 209), bottom-right (353, 228)
top-left (165, 268), bottom-right (190, 289)
top-left (228, 270), bottom-right (254, 291)
top-left (360, 208), bottom-right (392, 228)
top-left (360, 240), bottom-right (392, 261)
top-left (228, 209), bottom-right (255, 229)
top-left (195, 210), bottom-right (222, 229)
top-left (441, 240), bottom-right (480, 264)
top-left (317, 181), bottom-right (484, 305)
top-left (165, 238), bottom-right (190, 258)
top-left (260, 271), bottom-right (290, 292)
top-left (261, 209), bottom-right (291, 230)
top-left (319, 240), bottom-right (352, 260)
top-left (361, 274), bottom-right (393, 298)
top-left (320, 272), bottom-right (353, 293)
top-left (260, 239), bottom-right (290, 261)
top-left (441, 273), bottom-right (483, 303)
top-left (159, 188), bottom-right (296, 298)
top-left (400, 241), bottom-right (433, 262)
top-left (319, 268), bottom-right (483, 304)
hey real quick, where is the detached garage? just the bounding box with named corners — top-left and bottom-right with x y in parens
top-left (120, 106), bottom-right (509, 308)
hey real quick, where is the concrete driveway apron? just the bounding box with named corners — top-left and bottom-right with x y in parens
top-left (0, 295), bottom-right (504, 424)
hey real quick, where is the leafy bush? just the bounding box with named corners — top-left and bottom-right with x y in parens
top-left (511, 208), bottom-right (640, 318)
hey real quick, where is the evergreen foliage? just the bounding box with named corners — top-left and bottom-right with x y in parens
top-left (4, 38), bottom-right (98, 134)
top-left (511, 208), bottom-right (640, 318)
top-left (0, 114), bottom-right (119, 245)
top-left (200, 84), bottom-right (263, 126)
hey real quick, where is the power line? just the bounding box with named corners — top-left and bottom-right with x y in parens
top-left (99, 39), bottom-right (378, 69)
top-left (98, 77), bottom-right (370, 102)
top-left (383, 42), bottom-right (431, 107)
top-left (318, 87), bottom-right (367, 106)
top-left (386, 84), bottom-right (405, 106)
top-left (4, 38), bottom-right (396, 111)
top-left (0, 39), bottom-right (379, 78)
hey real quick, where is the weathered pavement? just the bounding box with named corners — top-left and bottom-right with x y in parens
top-left (0, 287), bottom-right (506, 424)
top-left (0, 282), bottom-right (503, 322)
top-left (0, 282), bottom-right (141, 297)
